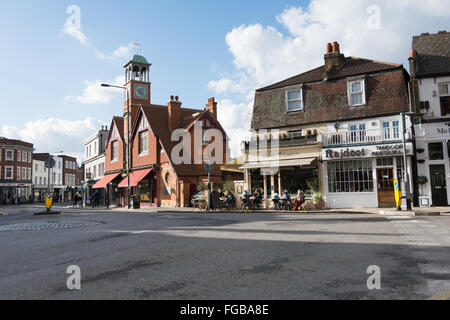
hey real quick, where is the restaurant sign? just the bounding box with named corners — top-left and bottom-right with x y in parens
top-left (323, 144), bottom-right (412, 160)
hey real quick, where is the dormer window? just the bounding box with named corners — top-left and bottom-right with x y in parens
top-left (286, 88), bottom-right (303, 112)
top-left (348, 79), bottom-right (366, 107)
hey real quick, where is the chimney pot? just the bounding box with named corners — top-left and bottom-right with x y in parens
top-left (175, 96), bottom-right (179, 101)
top-left (332, 41), bottom-right (340, 53)
top-left (326, 43), bottom-right (332, 54)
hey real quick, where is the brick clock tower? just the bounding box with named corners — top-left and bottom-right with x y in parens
top-left (123, 54), bottom-right (152, 139)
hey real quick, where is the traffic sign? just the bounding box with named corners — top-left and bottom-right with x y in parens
top-left (45, 157), bottom-right (55, 169)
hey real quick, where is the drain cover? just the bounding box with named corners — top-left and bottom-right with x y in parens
top-left (0, 220), bottom-right (102, 232)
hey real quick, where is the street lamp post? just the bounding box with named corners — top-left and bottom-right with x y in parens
top-left (401, 112), bottom-right (414, 211)
top-left (101, 84), bottom-right (131, 209)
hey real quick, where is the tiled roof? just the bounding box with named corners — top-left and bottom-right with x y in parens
top-left (411, 31), bottom-right (450, 77)
top-left (141, 105), bottom-right (223, 177)
top-left (252, 68), bottom-right (410, 130)
top-left (33, 153), bottom-right (50, 161)
top-left (257, 57), bottom-right (402, 92)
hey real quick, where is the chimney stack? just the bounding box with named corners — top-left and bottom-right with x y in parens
top-left (205, 97), bottom-right (218, 121)
top-left (324, 41), bottom-right (346, 77)
top-left (168, 95), bottom-right (182, 132)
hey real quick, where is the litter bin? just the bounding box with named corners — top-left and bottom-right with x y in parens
top-left (132, 195), bottom-right (140, 209)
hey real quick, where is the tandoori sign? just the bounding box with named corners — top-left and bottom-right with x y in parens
top-left (323, 144), bottom-right (411, 160)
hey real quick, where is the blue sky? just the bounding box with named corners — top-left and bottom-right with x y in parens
top-left (0, 0), bottom-right (302, 123)
top-left (0, 0), bottom-right (449, 160)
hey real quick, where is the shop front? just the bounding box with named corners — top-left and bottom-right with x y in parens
top-left (33, 186), bottom-right (47, 203)
top-left (117, 168), bottom-right (156, 208)
top-left (0, 183), bottom-right (32, 204)
top-left (414, 122), bottom-right (450, 207)
top-left (241, 136), bottom-right (323, 208)
top-left (322, 143), bottom-right (413, 209)
top-left (93, 172), bottom-right (122, 207)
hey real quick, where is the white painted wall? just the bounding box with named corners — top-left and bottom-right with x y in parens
top-left (32, 159), bottom-right (48, 187)
top-left (418, 76), bottom-right (450, 120)
top-left (413, 75), bottom-right (450, 206)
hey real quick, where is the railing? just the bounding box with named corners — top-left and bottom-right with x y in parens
top-left (244, 135), bottom-right (319, 150)
top-left (322, 128), bottom-right (408, 146)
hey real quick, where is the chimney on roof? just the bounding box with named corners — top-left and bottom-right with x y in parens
top-left (168, 95), bottom-right (182, 132)
top-left (205, 97), bottom-right (217, 121)
top-left (324, 41), bottom-right (346, 77)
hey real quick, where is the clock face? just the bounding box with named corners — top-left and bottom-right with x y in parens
top-left (134, 84), bottom-right (148, 100)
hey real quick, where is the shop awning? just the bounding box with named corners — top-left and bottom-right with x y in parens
top-left (92, 173), bottom-right (121, 189)
top-left (240, 157), bottom-right (317, 170)
top-left (118, 168), bottom-right (153, 188)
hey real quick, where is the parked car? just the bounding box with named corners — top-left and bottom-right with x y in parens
top-left (191, 191), bottom-right (206, 208)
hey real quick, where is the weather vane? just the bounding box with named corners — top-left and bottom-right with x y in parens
top-left (134, 42), bottom-right (141, 55)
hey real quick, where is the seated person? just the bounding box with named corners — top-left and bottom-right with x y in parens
top-left (218, 188), bottom-right (225, 200)
top-left (252, 189), bottom-right (263, 208)
top-left (281, 190), bottom-right (291, 200)
top-left (294, 190), bottom-right (306, 211)
top-left (225, 191), bottom-right (235, 210)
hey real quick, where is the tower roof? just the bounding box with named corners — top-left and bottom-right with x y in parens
top-left (124, 54), bottom-right (151, 67)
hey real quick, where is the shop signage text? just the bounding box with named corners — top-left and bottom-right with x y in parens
top-left (324, 144), bottom-right (408, 159)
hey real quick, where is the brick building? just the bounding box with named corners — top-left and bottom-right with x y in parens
top-left (0, 137), bottom-right (34, 204)
top-left (58, 155), bottom-right (79, 202)
top-left (94, 54), bottom-right (229, 208)
top-left (242, 42), bottom-right (414, 209)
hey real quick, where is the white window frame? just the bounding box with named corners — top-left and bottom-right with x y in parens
top-left (285, 88), bottom-right (304, 112)
top-left (22, 151), bottom-right (27, 162)
top-left (5, 149), bottom-right (13, 161)
top-left (439, 82), bottom-right (449, 96)
top-left (22, 167), bottom-right (27, 181)
top-left (27, 168), bottom-right (31, 180)
top-left (139, 130), bottom-right (149, 156)
top-left (111, 141), bottom-right (118, 162)
top-left (17, 150), bottom-right (21, 163)
top-left (5, 166), bottom-right (13, 180)
top-left (17, 167), bottom-right (21, 180)
top-left (347, 79), bottom-right (366, 107)
top-left (202, 130), bottom-right (210, 146)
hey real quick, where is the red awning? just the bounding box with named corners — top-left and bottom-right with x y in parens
top-left (92, 173), bottom-right (121, 189)
top-left (118, 168), bottom-right (153, 188)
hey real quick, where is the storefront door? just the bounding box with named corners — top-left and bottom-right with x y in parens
top-left (377, 168), bottom-right (396, 207)
top-left (430, 165), bottom-right (448, 206)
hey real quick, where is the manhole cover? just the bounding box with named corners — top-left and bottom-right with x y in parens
top-left (0, 220), bottom-right (102, 232)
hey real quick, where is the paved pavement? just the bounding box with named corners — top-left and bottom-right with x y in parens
top-left (0, 204), bottom-right (449, 300)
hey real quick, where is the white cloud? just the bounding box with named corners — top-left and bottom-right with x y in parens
top-left (60, 5), bottom-right (89, 46)
top-left (65, 75), bottom-right (124, 105)
top-left (209, 0), bottom-right (450, 157)
top-left (94, 43), bottom-right (136, 60)
top-left (0, 118), bottom-right (105, 162)
top-left (217, 99), bottom-right (253, 158)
